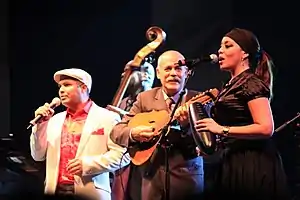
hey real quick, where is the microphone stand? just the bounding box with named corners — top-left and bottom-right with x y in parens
top-left (275, 112), bottom-right (300, 133)
top-left (147, 67), bottom-right (195, 200)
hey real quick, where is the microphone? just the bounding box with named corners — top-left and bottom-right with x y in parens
top-left (177, 54), bottom-right (219, 68)
top-left (27, 97), bottom-right (61, 130)
top-left (274, 112), bottom-right (300, 133)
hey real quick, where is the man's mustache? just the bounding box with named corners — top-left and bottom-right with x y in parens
top-left (167, 78), bottom-right (180, 83)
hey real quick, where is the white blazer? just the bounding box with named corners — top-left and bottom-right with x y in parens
top-left (30, 102), bottom-right (130, 200)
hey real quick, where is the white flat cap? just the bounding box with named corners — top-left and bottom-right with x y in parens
top-left (54, 68), bottom-right (92, 93)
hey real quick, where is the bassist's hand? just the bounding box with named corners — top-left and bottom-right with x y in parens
top-left (131, 125), bottom-right (156, 142)
top-left (106, 105), bottom-right (129, 116)
top-left (121, 60), bottom-right (135, 77)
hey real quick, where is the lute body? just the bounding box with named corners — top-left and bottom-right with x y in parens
top-left (128, 88), bottom-right (219, 165)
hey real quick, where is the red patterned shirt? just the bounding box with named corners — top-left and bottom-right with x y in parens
top-left (57, 99), bottom-right (92, 184)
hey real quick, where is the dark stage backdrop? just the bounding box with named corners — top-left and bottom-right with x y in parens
top-left (1, 0), bottom-right (9, 139)
top-left (10, 0), bottom-right (300, 153)
top-left (11, 0), bottom-right (153, 150)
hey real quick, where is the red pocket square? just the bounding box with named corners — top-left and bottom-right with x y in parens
top-left (92, 128), bottom-right (104, 135)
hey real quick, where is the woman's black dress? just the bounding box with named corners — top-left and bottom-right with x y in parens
top-left (209, 69), bottom-right (290, 199)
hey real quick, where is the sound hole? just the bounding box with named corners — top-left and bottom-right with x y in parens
top-left (148, 120), bottom-right (155, 123)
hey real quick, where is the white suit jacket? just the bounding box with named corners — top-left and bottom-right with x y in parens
top-left (30, 102), bottom-right (130, 199)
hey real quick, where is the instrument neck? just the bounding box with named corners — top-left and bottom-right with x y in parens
top-left (111, 70), bottom-right (132, 107)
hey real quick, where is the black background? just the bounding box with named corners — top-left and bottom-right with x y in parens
top-left (10, 0), bottom-right (300, 150)
top-left (2, 0), bottom-right (299, 196)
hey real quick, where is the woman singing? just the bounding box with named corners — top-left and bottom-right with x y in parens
top-left (195, 28), bottom-right (290, 199)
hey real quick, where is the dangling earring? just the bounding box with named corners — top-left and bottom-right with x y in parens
top-left (241, 57), bottom-right (245, 66)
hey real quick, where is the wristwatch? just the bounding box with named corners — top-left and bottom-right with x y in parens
top-left (222, 126), bottom-right (230, 136)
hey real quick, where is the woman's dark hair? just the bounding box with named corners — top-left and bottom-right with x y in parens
top-left (225, 28), bottom-right (274, 99)
top-left (255, 50), bottom-right (274, 99)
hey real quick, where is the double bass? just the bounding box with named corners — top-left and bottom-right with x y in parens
top-left (109, 27), bottom-right (166, 109)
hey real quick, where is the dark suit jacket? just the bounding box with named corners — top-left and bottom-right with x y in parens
top-left (111, 87), bottom-right (205, 200)
top-left (111, 86), bottom-right (203, 163)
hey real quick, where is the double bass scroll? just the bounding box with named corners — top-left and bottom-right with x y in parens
top-left (110, 26), bottom-right (166, 108)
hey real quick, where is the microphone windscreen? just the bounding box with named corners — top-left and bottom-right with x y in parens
top-left (209, 54), bottom-right (219, 64)
top-left (51, 97), bottom-right (61, 108)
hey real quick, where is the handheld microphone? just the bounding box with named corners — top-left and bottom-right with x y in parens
top-left (27, 97), bottom-right (61, 130)
top-left (176, 54), bottom-right (219, 68)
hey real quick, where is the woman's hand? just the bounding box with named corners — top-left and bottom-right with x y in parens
top-left (195, 118), bottom-right (223, 135)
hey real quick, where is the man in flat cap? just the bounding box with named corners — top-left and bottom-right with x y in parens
top-left (30, 68), bottom-right (130, 200)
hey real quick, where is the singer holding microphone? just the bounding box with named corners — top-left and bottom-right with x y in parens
top-left (193, 28), bottom-right (290, 198)
top-left (29, 68), bottom-right (130, 200)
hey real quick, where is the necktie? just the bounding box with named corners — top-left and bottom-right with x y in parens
top-left (166, 97), bottom-right (175, 112)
